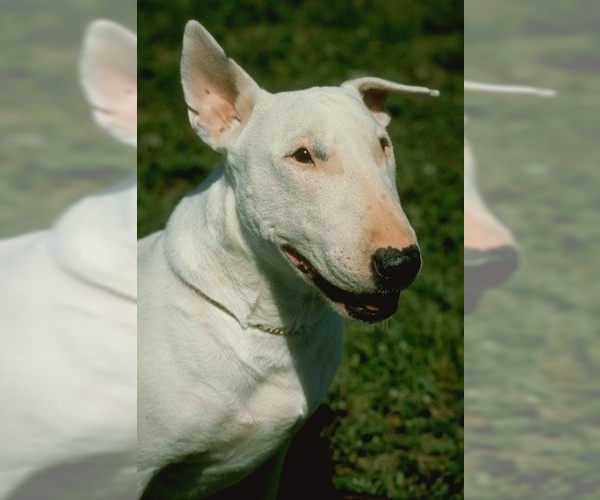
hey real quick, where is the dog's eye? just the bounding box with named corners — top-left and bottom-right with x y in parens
top-left (379, 137), bottom-right (391, 153)
top-left (291, 148), bottom-right (314, 164)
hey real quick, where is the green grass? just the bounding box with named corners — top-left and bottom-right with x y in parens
top-left (465, 0), bottom-right (600, 498)
top-left (138, 1), bottom-right (463, 498)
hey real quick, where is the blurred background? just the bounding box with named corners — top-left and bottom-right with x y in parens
top-left (0, 0), bottom-right (135, 237)
top-left (465, 0), bottom-right (600, 498)
top-left (138, 1), bottom-right (463, 499)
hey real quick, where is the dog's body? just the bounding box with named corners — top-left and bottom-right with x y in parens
top-left (138, 21), bottom-right (437, 498)
top-left (0, 21), bottom-right (136, 499)
top-left (464, 81), bottom-right (554, 313)
top-left (138, 225), bottom-right (343, 496)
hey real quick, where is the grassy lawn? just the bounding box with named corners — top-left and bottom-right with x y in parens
top-left (138, 1), bottom-right (463, 499)
top-left (465, 1), bottom-right (600, 498)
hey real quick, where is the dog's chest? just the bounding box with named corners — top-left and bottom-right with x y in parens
top-left (171, 359), bottom-right (312, 496)
top-left (205, 338), bottom-right (313, 454)
top-left (158, 322), bottom-right (340, 496)
top-left (217, 372), bottom-right (308, 454)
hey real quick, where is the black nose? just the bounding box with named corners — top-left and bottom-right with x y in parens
top-left (371, 245), bottom-right (421, 290)
top-left (465, 246), bottom-right (521, 290)
top-left (464, 245), bottom-right (521, 315)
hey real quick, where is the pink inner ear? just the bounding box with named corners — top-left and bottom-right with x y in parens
top-left (201, 92), bottom-right (239, 137)
top-left (190, 73), bottom-right (239, 140)
top-left (359, 88), bottom-right (391, 127)
top-left (362, 88), bottom-right (386, 113)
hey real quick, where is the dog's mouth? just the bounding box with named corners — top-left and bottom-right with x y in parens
top-left (281, 245), bottom-right (400, 322)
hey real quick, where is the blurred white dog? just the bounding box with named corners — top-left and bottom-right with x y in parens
top-left (0, 21), bottom-right (136, 499)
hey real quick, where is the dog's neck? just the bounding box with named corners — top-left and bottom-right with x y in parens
top-left (164, 164), bottom-right (331, 335)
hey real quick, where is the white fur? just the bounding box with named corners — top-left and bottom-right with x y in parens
top-left (138, 21), bottom-right (438, 498)
top-left (464, 80), bottom-right (555, 97)
top-left (464, 131), bottom-right (516, 250)
top-left (0, 20), bottom-right (137, 499)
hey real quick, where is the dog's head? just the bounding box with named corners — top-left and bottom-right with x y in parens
top-left (464, 83), bottom-right (554, 314)
top-left (180, 21), bottom-right (438, 322)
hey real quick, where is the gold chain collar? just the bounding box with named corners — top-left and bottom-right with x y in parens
top-left (188, 282), bottom-right (303, 337)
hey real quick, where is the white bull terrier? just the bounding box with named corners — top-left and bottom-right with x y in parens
top-left (137, 21), bottom-right (438, 498)
top-left (0, 21), bottom-right (136, 499)
top-left (464, 81), bottom-right (554, 313)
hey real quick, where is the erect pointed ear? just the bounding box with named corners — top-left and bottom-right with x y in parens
top-left (181, 21), bottom-right (261, 151)
top-left (79, 20), bottom-right (137, 147)
top-left (342, 77), bottom-right (439, 127)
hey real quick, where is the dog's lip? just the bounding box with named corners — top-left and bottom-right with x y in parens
top-left (281, 244), bottom-right (400, 322)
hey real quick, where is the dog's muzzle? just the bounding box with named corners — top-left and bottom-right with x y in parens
top-left (464, 245), bottom-right (521, 314)
top-left (282, 244), bottom-right (420, 323)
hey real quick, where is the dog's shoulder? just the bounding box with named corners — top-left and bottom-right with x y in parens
top-left (51, 177), bottom-right (137, 299)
